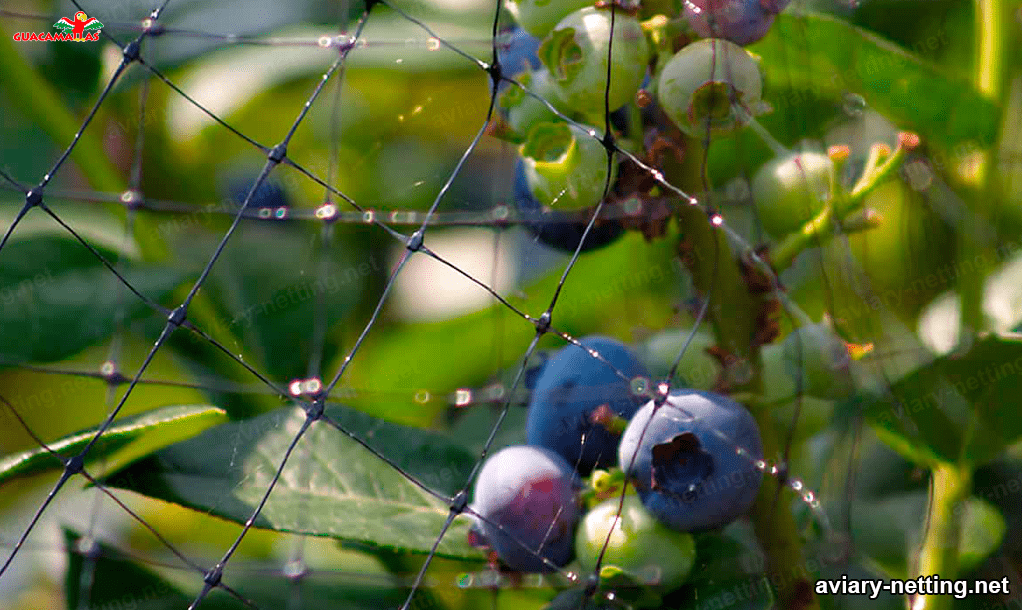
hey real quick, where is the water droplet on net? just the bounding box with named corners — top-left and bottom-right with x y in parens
top-left (630, 376), bottom-right (649, 397)
top-left (842, 92), bottom-right (867, 117)
top-left (454, 388), bottom-right (472, 406)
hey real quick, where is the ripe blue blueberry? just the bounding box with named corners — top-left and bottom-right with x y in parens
top-left (470, 445), bottom-right (581, 572)
top-left (527, 336), bottom-right (650, 475)
top-left (618, 391), bottom-right (763, 532)
top-left (657, 38), bottom-right (762, 137)
top-left (682, 0), bottom-right (776, 47)
top-left (497, 26), bottom-right (543, 77)
top-left (539, 7), bottom-right (651, 117)
top-left (513, 158), bottom-right (625, 253)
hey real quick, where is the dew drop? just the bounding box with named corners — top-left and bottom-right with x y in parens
top-left (362, 210), bottom-right (375, 223)
top-left (630, 376), bottom-right (649, 397)
top-left (454, 388), bottom-right (473, 406)
top-left (318, 36), bottom-right (332, 48)
top-left (315, 203), bottom-right (338, 220)
top-left (457, 573), bottom-right (473, 588)
top-left (842, 92), bottom-right (867, 117)
top-left (289, 380), bottom-right (303, 396)
top-left (414, 389), bottom-right (431, 404)
top-left (99, 360), bottom-right (116, 377)
top-left (258, 208), bottom-right (272, 219)
top-left (427, 36), bottom-right (440, 51)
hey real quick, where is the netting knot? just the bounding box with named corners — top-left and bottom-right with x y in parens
top-left (304, 398), bottom-right (325, 421)
top-left (449, 490), bottom-right (469, 515)
top-left (166, 305), bottom-right (188, 328)
top-left (486, 61), bottom-right (503, 91)
top-left (405, 229), bottom-right (424, 252)
top-left (64, 453), bottom-right (85, 477)
top-left (533, 311), bottom-right (552, 335)
top-left (267, 144), bottom-right (288, 164)
top-left (122, 40), bottom-right (142, 63)
top-left (203, 565), bottom-right (223, 588)
top-left (25, 188), bottom-right (43, 208)
top-left (600, 130), bottom-right (616, 153)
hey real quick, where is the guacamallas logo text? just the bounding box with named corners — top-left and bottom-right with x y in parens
top-left (12, 11), bottom-right (103, 42)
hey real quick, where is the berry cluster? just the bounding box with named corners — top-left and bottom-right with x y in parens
top-left (470, 336), bottom-right (764, 591)
top-left (497, 0), bottom-right (795, 254)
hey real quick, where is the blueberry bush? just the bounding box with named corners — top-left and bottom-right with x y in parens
top-left (0, 0), bottom-right (1020, 609)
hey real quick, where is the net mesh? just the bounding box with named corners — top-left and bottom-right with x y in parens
top-left (0, 0), bottom-right (1018, 609)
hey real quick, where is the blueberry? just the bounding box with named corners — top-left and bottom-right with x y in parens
top-left (751, 149), bottom-right (834, 238)
top-left (520, 121), bottom-right (614, 210)
top-left (575, 495), bottom-right (697, 590)
top-left (497, 26), bottom-right (543, 77)
top-left (618, 390), bottom-right (763, 532)
top-left (527, 336), bottom-right (650, 475)
top-left (513, 158), bottom-right (625, 253)
top-left (500, 69), bottom-right (566, 140)
top-left (506, 0), bottom-right (595, 39)
top-left (657, 38), bottom-right (762, 138)
top-left (470, 445), bottom-right (582, 572)
top-left (682, 0), bottom-right (776, 47)
top-left (539, 7), bottom-right (651, 118)
top-left (782, 322), bottom-right (854, 400)
top-left (224, 173), bottom-right (289, 213)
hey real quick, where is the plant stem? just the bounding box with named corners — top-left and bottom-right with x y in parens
top-left (913, 463), bottom-right (971, 610)
top-left (673, 136), bottom-right (819, 610)
top-left (958, 0), bottom-right (1005, 340)
top-left (771, 138), bottom-right (911, 271)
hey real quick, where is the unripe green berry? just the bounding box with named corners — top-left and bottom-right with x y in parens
top-left (539, 7), bottom-right (651, 117)
top-left (519, 121), bottom-right (614, 210)
top-left (657, 38), bottom-right (762, 137)
top-left (500, 69), bottom-right (564, 140)
top-left (575, 495), bottom-right (697, 590)
top-left (751, 150), bottom-right (835, 238)
top-left (506, 0), bottom-right (594, 39)
top-left (782, 322), bottom-right (854, 400)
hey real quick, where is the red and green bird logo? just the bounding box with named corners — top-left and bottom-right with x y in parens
top-left (53, 11), bottom-right (103, 39)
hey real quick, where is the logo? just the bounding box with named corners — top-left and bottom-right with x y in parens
top-left (12, 11), bottom-right (103, 42)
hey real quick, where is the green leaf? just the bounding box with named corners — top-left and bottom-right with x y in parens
top-left (62, 528), bottom-right (409, 610)
top-left (0, 233), bottom-right (189, 364)
top-left (102, 403), bottom-right (485, 560)
top-left (750, 12), bottom-right (1001, 150)
top-left (0, 404), bottom-right (226, 485)
top-left (847, 492), bottom-right (1006, 579)
top-left (205, 224), bottom-right (363, 383)
top-left (864, 335), bottom-right (1022, 466)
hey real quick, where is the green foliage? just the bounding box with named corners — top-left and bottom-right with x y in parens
top-left (0, 404), bottom-right (226, 485)
top-left (102, 403), bottom-right (485, 560)
top-left (865, 335), bottom-right (1022, 467)
top-left (0, 233), bottom-right (188, 364)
